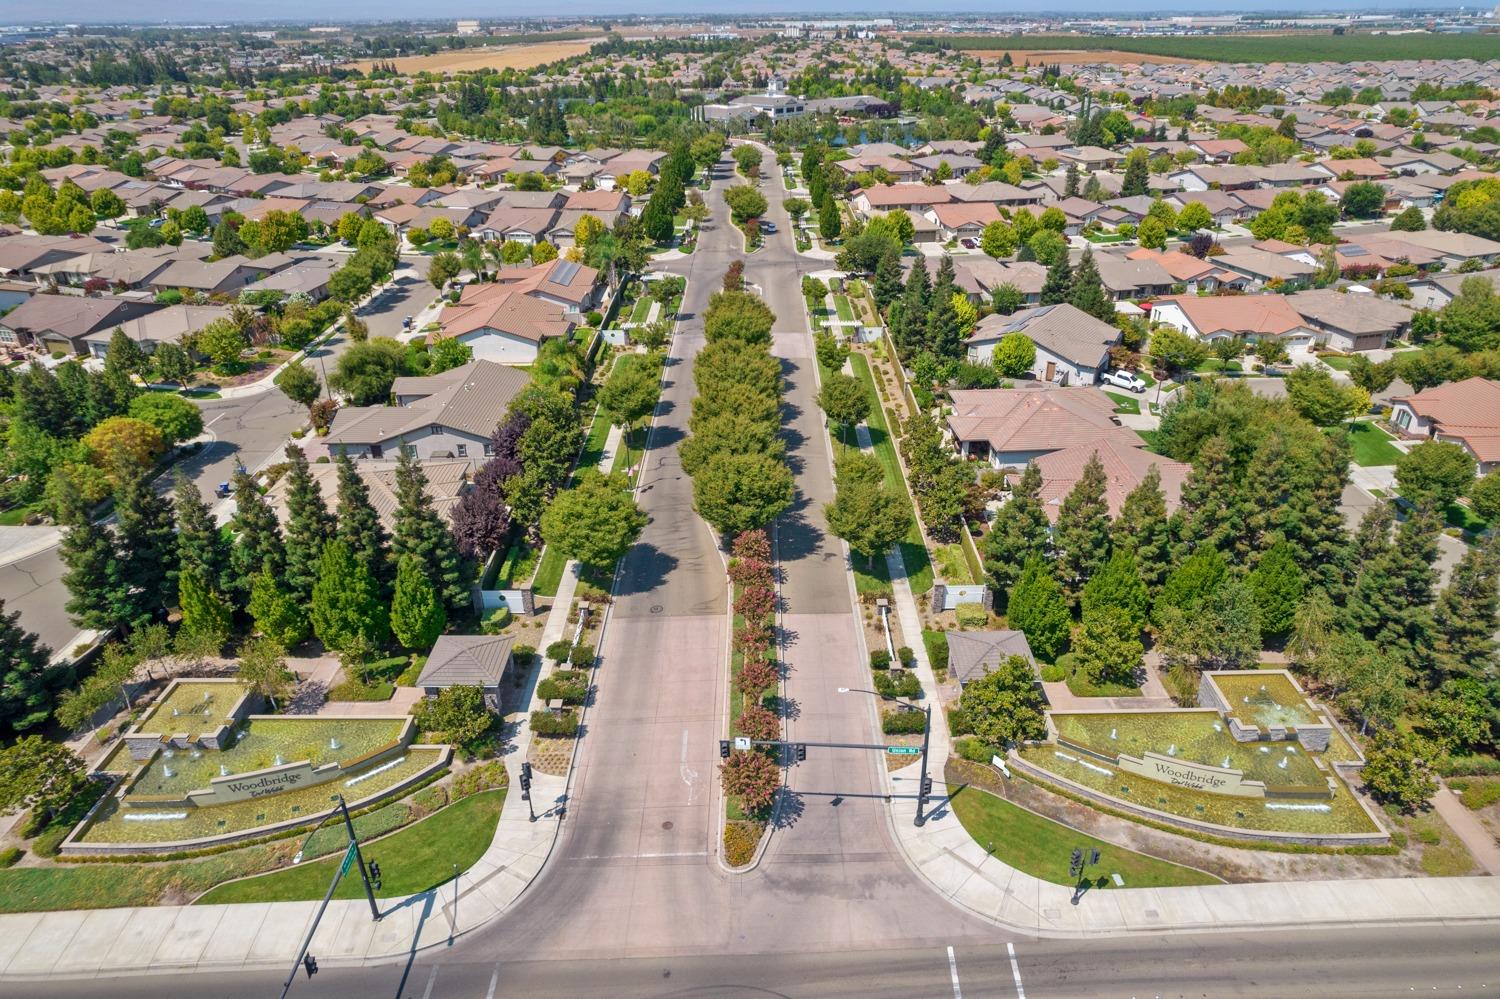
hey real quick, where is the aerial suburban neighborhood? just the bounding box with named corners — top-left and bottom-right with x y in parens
top-left (0, 7), bottom-right (1498, 996)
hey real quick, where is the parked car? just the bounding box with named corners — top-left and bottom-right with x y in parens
top-left (1103, 369), bottom-right (1148, 393)
top-left (959, 237), bottom-right (978, 250)
top-left (761, 221), bottom-right (777, 234)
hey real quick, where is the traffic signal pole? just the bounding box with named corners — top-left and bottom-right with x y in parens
top-left (722, 705), bottom-right (935, 826)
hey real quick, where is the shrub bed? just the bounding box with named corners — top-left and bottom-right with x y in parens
top-left (882, 709), bottom-right (927, 735)
top-left (723, 820), bottom-right (761, 867)
top-left (530, 709), bottom-right (580, 737)
top-left (536, 669), bottom-right (589, 705)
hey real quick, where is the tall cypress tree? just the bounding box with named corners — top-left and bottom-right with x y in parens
top-left (1172, 435), bottom-right (1245, 562)
top-left (873, 248), bottom-right (903, 312)
top-left (281, 445), bottom-right (335, 604)
top-left (60, 505), bottom-right (128, 633)
top-left (174, 473), bottom-right (233, 599)
top-left (391, 451), bottom-right (468, 612)
top-left (983, 462), bottom-right (1051, 602)
top-left (1068, 248), bottom-right (1115, 323)
top-left (903, 255), bottom-right (931, 317)
top-left (1121, 150), bottom-right (1149, 197)
top-left (1053, 451), bottom-right (1112, 598)
top-left (1349, 503), bottom-right (1441, 672)
top-left (229, 469), bottom-right (283, 595)
top-left (113, 458), bottom-right (176, 628)
top-left (334, 452), bottom-right (392, 591)
top-left (1112, 465), bottom-right (1171, 594)
top-left (1430, 535), bottom-right (1499, 685)
top-left (1039, 250), bottom-right (1072, 306)
top-left (0, 599), bottom-right (59, 736)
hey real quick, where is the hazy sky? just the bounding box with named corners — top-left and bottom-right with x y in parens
top-left (6, 1), bottom-right (1469, 25)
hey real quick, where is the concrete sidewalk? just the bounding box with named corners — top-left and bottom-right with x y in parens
top-left (882, 733), bottom-right (1500, 937)
top-left (0, 772), bottom-right (564, 981)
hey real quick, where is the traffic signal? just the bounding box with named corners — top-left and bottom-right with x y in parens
top-left (369, 860), bottom-right (382, 889)
top-left (719, 740), bottom-right (731, 759)
top-left (919, 776), bottom-right (933, 798)
top-left (303, 954), bottom-right (319, 979)
top-left (795, 744), bottom-right (807, 762)
top-left (1069, 847), bottom-right (1084, 879)
top-left (520, 762), bottom-right (533, 791)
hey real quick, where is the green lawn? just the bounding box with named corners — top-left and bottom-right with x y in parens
top-left (488, 540), bottom-right (539, 589)
top-left (1195, 358), bottom-right (1242, 374)
top-left (1318, 353), bottom-right (1354, 371)
top-left (628, 297), bottom-right (653, 325)
top-left (1345, 421), bottom-right (1402, 467)
top-left (1134, 429), bottom-right (1162, 452)
top-left (1064, 670), bottom-right (1144, 698)
top-left (0, 503), bottom-right (43, 526)
top-left (1445, 500), bottom-right (1490, 536)
top-left (1104, 391), bottom-right (1140, 415)
top-left (833, 294), bottom-right (855, 323)
top-left (947, 783), bottom-right (1221, 889)
top-left (196, 790), bottom-right (503, 904)
top-left (532, 545), bottom-right (567, 597)
top-left (849, 353), bottom-right (933, 594)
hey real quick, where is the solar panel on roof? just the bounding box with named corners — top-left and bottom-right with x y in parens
top-left (552, 260), bottom-right (580, 285)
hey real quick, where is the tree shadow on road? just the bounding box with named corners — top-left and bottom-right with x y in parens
top-left (772, 786), bottom-right (806, 829)
top-left (614, 542), bottom-right (680, 597)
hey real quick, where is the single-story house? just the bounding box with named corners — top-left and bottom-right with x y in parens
top-left (964, 303), bottom-right (1120, 386)
top-left (83, 303), bottom-right (232, 358)
top-left (322, 359), bottom-right (531, 459)
top-left (1390, 377), bottom-right (1500, 473)
top-left (1149, 293), bottom-right (1318, 348)
top-left (437, 287), bottom-right (576, 364)
top-left (1286, 289), bottom-right (1412, 353)
top-left (1031, 438), bottom-right (1191, 523)
top-left (947, 385), bottom-right (1140, 468)
top-left (0, 293), bottom-right (161, 354)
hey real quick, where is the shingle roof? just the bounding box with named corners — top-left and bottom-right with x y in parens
top-left (966, 303), bottom-right (1120, 367)
top-left (326, 359), bottom-right (529, 445)
top-left (1032, 438), bottom-right (1191, 523)
top-left (416, 634), bottom-right (515, 688)
top-left (947, 385), bottom-right (1139, 455)
top-left (946, 630), bottom-right (1035, 686)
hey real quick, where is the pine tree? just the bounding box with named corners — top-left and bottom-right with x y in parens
top-left (1112, 465), bottom-right (1171, 593)
top-left (1053, 451), bottom-right (1111, 598)
top-left (229, 469), bottom-right (283, 595)
top-left (249, 564), bottom-right (310, 648)
top-left (1247, 541), bottom-right (1304, 643)
top-left (925, 290), bottom-right (964, 361)
top-left (1007, 556), bottom-right (1072, 662)
top-left (873, 249), bottom-right (903, 312)
top-left (0, 599), bottom-right (59, 735)
top-left (173, 473), bottom-right (232, 598)
top-left (391, 451), bottom-right (468, 612)
top-left (1039, 251), bottom-right (1072, 306)
top-left (112, 458), bottom-right (176, 628)
top-left (1064, 162), bottom-right (1079, 197)
top-left (1172, 436), bottom-right (1245, 561)
top-left (177, 565), bottom-right (231, 651)
top-left (1067, 248), bottom-right (1115, 323)
top-left (281, 445), bottom-right (335, 604)
top-left (1430, 535), bottom-right (1499, 685)
top-left (903, 255), bottom-right (931, 317)
top-left (334, 452), bottom-right (392, 591)
top-left (1349, 503), bottom-right (1441, 671)
top-left (1073, 605), bottom-right (1144, 688)
top-left (983, 462), bottom-right (1051, 602)
top-left (61, 510), bottom-right (128, 633)
top-left (1081, 547), bottom-right (1150, 633)
top-left (310, 539), bottom-right (389, 653)
top-left (390, 554), bottom-right (447, 650)
top-left (1121, 149), bottom-right (1149, 197)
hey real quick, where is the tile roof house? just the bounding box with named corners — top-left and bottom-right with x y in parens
top-left (437, 286), bottom-right (576, 364)
top-left (1390, 377), bottom-right (1500, 473)
top-left (415, 634), bottom-right (515, 702)
top-left (964, 303), bottom-right (1121, 387)
top-left (84, 303), bottom-right (232, 358)
top-left (1031, 438), bottom-right (1191, 524)
top-left (947, 385), bottom-right (1141, 468)
top-left (266, 457), bottom-right (475, 531)
top-left (1150, 293), bottom-right (1318, 348)
top-left (322, 359), bottom-right (530, 459)
top-left (1286, 288), bottom-right (1413, 352)
top-left (0, 293), bottom-right (161, 354)
top-left (946, 630), bottom-right (1036, 688)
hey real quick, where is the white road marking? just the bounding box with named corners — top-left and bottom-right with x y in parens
top-left (1007, 942), bottom-right (1026, 999)
top-left (680, 728), bottom-right (698, 802)
top-left (485, 962), bottom-right (500, 999)
top-left (204, 412), bottom-right (226, 428)
top-left (574, 850), bottom-right (708, 860)
top-left (420, 966), bottom-right (438, 999)
top-left (947, 945), bottom-right (962, 998)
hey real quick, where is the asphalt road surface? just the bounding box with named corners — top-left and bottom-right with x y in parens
top-left (25, 925), bottom-right (1499, 998)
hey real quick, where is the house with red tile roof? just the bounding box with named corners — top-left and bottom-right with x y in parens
top-left (1149, 293), bottom-right (1319, 348)
top-left (1390, 377), bottom-right (1500, 473)
top-left (946, 385), bottom-right (1141, 468)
